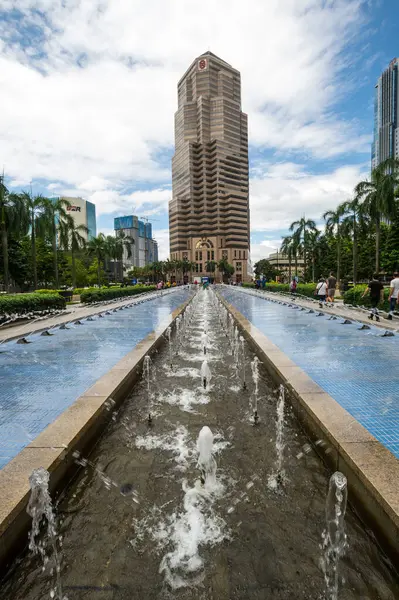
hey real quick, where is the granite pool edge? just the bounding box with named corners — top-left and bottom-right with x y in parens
top-left (217, 292), bottom-right (399, 563)
top-left (0, 295), bottom-right (192, 571)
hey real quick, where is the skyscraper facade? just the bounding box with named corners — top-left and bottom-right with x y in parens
top-left (60, 196), bottom-right (97, 240)
top-left (114, 215), bottom-right (158, 271)
top-left (372, 58), bottom-right (399, 170)
top-left (169, 52), bottom-right (250, 282)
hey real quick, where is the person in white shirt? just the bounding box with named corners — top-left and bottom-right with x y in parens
top-left (387, 272), bottom-right (399, 320)
top-left (316, 277), bottom-right (327, 308)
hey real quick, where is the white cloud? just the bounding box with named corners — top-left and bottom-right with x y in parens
top-left (1, 0), bottom-right (371, 191)
top-left (152, 229), bottom-right (169, 261)
top-left (249, 162), bottom-right (368, 234)
top-left (250, 239), bottom-right (282, 263)
top-left (0, 0), bottom-right (374, 263)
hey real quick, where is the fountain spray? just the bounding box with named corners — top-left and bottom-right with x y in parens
top-left (143, 355), bottom-right (153, 425)
top-left (251, 356), bottom-right (260, 425)
top-left (201, 359), bottom-right (212, 390)
top-left (321, 472), bottom-right (348, 600)
top-left (240, 336), bottom-right (247, 389)
top-left (27, 468), bottom-right (67, 600)
top-left (197, 426), bottom-right (217, 488)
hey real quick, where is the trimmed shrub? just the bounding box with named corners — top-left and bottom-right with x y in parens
top-left (0, 293), bottom-right (66, 315)
top-left (343, 284), bottom-right (390, 311)
top-left (80, 285), bottom-right (156, 303)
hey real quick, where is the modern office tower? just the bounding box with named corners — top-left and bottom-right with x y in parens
top-left (60, 197), bottom-right (97, 240)
top-left (169, 52), bottom-right (250, 282)
top-left (372, 58), bottom-right (399, 170)
top-left (114, 215), bottom-right (158, 272)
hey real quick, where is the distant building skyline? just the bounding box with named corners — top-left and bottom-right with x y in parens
top-left (60, 196), bottom-right (97, 241)
top-left (114, 215), bottom-right (158, 272)
top-left (169, 51), bottom-right (250, 283)
top-left (372, 57), bottom-right (399, 170)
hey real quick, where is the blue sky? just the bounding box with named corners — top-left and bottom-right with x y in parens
top-left (0, 0), bottom-right (398, 260)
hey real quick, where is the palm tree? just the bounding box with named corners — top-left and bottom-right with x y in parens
top-left (323, 204), bottom-right (346, 283)
top-left (280, 235), bottom-right (294, 282)
top-left (289, 217), bottom-right (317, 280)
top-left (341, 197), bottom-right (365, 284)
top-left (205, 260), bottom-right (217, 282)
top-left (0, 179), bottom-right (29, 292)
top-left (20, 191), bottom-right (47, 290)
top-left (113, 231), bottom-right (134, 282)
top-left (217, 258), bottom-right (233, 283)
top-left (307, 230), bottom-right (321, 283)
top-left (59, 215), bottom-right (88, 288)
top-left (181, 259), bottom-right (193, 283)
top-left (41, 197), bottom-right (71, 289)
top-left (355, 158), bottom-right (399, 273)
top-left (87, 234), bottom-right (107, 286)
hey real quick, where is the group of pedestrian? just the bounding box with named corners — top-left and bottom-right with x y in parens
top-left (315, 273), bottom-right (337, 307)
top-left (362, 272), bottom-right (399, 321)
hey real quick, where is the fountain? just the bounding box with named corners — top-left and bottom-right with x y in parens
top-left (197, 426), bottom-right (217, 488)
top-left (268, 384), bottom-right (285, 490)
top-left (321, 472), bottom-right (348, 600)
top-left (175, 316), bottom-right (182, 355)
top-left (201, 331), bottom-right (209, 355)
top-left (143, 355), bottom-right (153, 425)
top-left (240, 336), bottom-right (247, 389)
top-left (201, 359), bottom-right (211, 390)
top-left (166, 327), bottom-right (173, 368)
top-left (27, 468), bottom-right (67, 600)
top-left (251, 356), bottom-right (260, 425)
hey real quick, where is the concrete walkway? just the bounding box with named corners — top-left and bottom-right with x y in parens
top-left (0, 290), bottom-right (177, 344)
top-left (252, 288), bottom-right (399, 332)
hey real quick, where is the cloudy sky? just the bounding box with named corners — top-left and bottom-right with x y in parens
top-left (1, 0), bottom-right (398, 261)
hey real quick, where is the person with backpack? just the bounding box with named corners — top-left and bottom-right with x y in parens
top-left (315, 277), bottom-right (327, 308)
top-left (289, 277), bottom-right (297, 294)
top-left (361, 274), bottom-right (383, 322)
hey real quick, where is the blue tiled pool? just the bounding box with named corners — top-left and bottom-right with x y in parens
top-left (0, 289), bottom-right (191, 469)
top-left (220, 287), bottom-right (399, 459)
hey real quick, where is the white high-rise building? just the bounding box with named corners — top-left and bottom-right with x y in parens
top-left (372, 58), bottom-right (399, 170)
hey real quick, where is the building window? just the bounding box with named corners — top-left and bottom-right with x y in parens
top-left (222, 250), bottom-right (228, 260)
top-left (183, 252), bottom-right (188, 260)
top-left (243, 251), bottom-right (245, 259)
top-left (236, 262), bottom-right (242, 271)
top-left (199, 263), bottom-right (203, 272)
top-left (195, 251), bottom-right (198, 261)
top-left (234, 250), bottom-right (237, 258)
top-left (195, 263), bottom-right (199, 273)
top-left (238, 250), bottom-right (241, 258)
top-left (207, 251), bottom-right (210, 260)
top-left (211, 251), bottom-right (214, 260)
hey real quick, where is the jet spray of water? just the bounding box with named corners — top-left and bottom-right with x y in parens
top-left (201, 359), bottom-right (212, 390)
top-left (321, 471), bottom-right (348, 600)
top-left (27, 468), bottom-right (67, 600)
top-left (197, 426), bottom-right (217, 489)
top-left (143, 355), bottom-right (154, 425)
top-left (251, 356), bottom-right (260, 425)
top-left (268, 384), bottom-right (286, 490)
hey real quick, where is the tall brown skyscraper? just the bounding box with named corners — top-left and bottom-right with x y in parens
top-left (169, 52), bottom-right (250, 282)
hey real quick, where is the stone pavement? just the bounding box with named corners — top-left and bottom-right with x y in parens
top-left (0, 290), bottom-right (175, 344)
top-left (255, 289), bottom-right (399, 332)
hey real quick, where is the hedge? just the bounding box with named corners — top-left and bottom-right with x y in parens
top-left (343, 284), bottom-right (390, 311)
top-left (0, 293), bottom-right (66, 315)
top-left (80, 285), bottom-right (156, 303)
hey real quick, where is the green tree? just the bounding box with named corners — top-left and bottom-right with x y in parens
top-left (87, 234), bottom-right (107, 286)
top-left (217, 258), bottom-right (234, 282)
top-left (60, 214), bottom-right (88, 288)
top-left (323, 204), bottom-right (346, 283)
top-left (280, 236), bottom-right (294, 281)
top-left (41, 197), bottom-right (71, 288)
top-left (19, 191), bottom-right (48, 290)
top-left (289, 217), bottom-right (317, 281)
top-left (355, 158), bottom-right (399, 273)
top-left (253, 259), bottom-right (278, 281)
top-left (205, 260), bottom-right (216, 281)
top-left (382, 201), bottom-right (399, 273)
top-left (0, 180), bottom-right (29, 291)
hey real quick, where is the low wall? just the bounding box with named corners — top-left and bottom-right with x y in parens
top-left (0, 295), bottom-right (192, 572)
top-left (217, 292), bottom-right (399, 564)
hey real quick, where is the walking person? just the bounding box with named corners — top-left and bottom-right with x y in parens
top-left (326, 272), bottom-right (337, 304)
top-left (362, 274), bottom-right (383, 322)
top-left (289, 276), bottom-right (297, 295)
top-left (315, 277), bottom-right (327, 308)
top-left (387, 271), bottom-right (399, 320)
